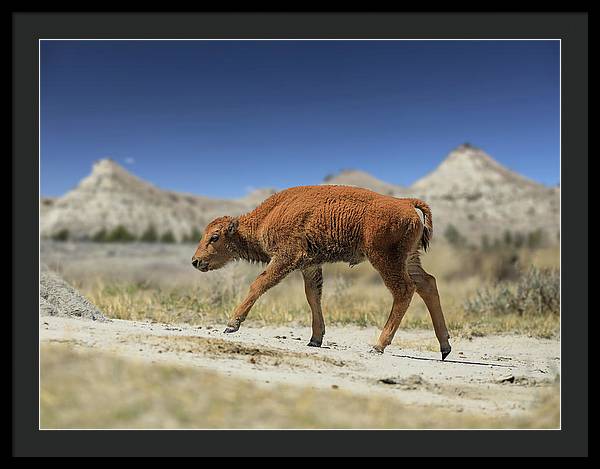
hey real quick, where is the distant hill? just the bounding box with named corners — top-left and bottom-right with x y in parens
top-left (409, 144), bottom-right (559, 243)
top-left (324, 169), bottom-right (409, 197)
top-left (40, 159), bottom-right (253, 242)
top-left (412, 143), bottom-right (550, 198)
top-left (40, 144), bottom-right (559, 245)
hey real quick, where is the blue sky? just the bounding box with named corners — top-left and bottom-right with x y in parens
top-left (40, 40), bottom-right (560, 198)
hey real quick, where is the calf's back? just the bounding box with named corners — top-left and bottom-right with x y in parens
top-left (243, 185), bottom-right (423, 265)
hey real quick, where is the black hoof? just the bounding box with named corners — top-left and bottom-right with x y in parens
top-left (369, 346), bottom-right (384, 355)
top-left (441, 348), bottom-right (451, 361)
top-left (223, 326), bottom-right (239, 334)
top-left (307, 340), bottom-right (322, 347)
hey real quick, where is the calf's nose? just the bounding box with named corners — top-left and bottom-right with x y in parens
top-left (192, 258), bottom-right (200, 268)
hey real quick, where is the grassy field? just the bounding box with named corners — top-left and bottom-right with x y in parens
top-left (40, 343), bottom-right (560, 429)
top-left (55, 241), bottom-right (560, 340)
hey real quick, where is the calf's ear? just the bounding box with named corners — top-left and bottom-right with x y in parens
top-left (227, 218), bottom-right (239, 235)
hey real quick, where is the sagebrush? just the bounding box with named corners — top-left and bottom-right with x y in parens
top-left (464, 267), bottom-right (559, 317)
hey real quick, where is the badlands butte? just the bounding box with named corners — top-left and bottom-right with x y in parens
top-left (41, 144), bottom-right (559, 244)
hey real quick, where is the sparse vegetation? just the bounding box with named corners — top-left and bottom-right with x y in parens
top-left (480, 229), bottom-right (548, 252)
top-left (82, 225), bottom-right (198, 244)
top-left (90, 225), bottom-right (138, 242)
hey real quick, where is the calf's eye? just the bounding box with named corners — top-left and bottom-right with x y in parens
top-left (210, 234), bottom-right (219, 243)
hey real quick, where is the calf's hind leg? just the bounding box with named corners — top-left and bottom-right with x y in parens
top-left (302, 266), bottom-right (325, 347)
top-left (408, 254), bottom-right (452, 360)
top-left (369, 253), bottom-right (416, 354)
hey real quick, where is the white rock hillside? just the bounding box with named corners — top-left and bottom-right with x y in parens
top-left (409, 144), bottom-right (559, 243)
top-left (40, 159), bottom-right (256, 242)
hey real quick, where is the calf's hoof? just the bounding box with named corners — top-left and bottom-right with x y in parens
top-left (223, 323), bottom-right (240, 334)
top-left (369, 346), bottom-right (384, 355)
top-left (307, 339), bottom-right (322, 347)
top-left (441, 345), bottom-right (452, 361)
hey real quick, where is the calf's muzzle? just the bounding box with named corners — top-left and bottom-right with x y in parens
top-left (191, 258), bottom-right (209, 272)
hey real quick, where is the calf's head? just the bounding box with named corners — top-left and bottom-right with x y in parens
top-left (191, 216), bottom-right (239, 272)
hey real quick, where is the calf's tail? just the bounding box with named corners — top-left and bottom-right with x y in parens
top-left (410, 199), bottom-right (433, 252)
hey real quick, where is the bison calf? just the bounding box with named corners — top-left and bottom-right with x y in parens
top-left (192, 185), bottom-right (451, 359)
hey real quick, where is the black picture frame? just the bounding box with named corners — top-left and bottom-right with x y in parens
top-left (13, 11), bottom-right (588, 457)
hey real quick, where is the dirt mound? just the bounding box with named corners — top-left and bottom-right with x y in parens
top-left (40, 265), bottom-right (106, 321)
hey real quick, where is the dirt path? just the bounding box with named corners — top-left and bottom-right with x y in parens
top-left (40, 315), bottom-right (560, 418)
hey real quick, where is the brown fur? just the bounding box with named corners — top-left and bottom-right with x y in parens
top-left (192, 185), bottom-right (451, 357)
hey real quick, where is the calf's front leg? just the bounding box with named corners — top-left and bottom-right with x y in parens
top-left (224, 258), bottom-right (295, 333)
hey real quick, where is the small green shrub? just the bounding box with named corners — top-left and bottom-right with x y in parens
top-left (106, 225), bottom-right (136, 243)
top-left (51, 229), bottom-right (70, 241)
top-left (527, 229), bottom-right (546, 249)
top-left (160, 230), bottom-right (176, 243)
top-left (503, 230), bottom-right (513, 246)
top-left (190, 228), bottom-right (202, 242)
top-left (464, 267), bottom-right (560, 317)
top-left (182, 227), bottom-right (202, 243)
top-left (513, 232), bottom-right (525, 248)
top-left (444, 224), bottom-right (467, 247)
top-left (92, 229), bottom-right (107, 242)
top-left (140, 225), bottom-right (158, 243)
top-left (492, 250), bottom-right (520, 282)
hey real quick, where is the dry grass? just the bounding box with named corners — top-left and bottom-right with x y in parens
top-left (45, 240), bottom-right (560, 339)
top-left (40, 343), bottom-right (560, 429)
top-left (85, 280), bottom-right (559, 339)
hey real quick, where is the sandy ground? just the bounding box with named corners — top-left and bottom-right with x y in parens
top-left (40, 315), bottom-right (560, 419)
